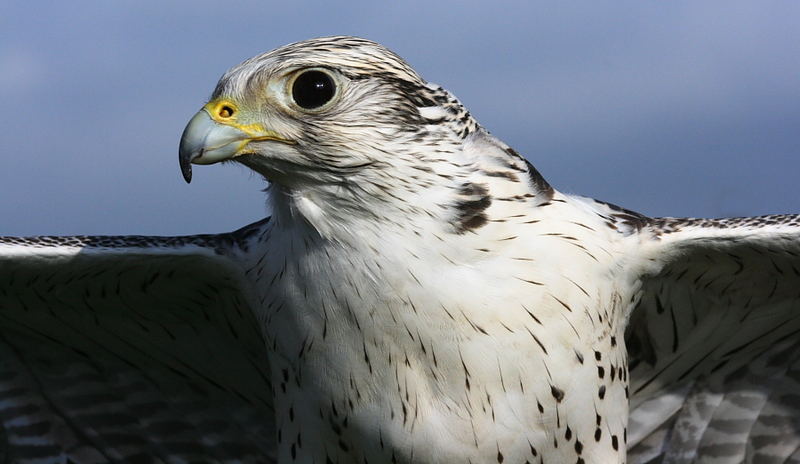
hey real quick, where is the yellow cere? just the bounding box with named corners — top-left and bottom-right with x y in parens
top-left (205, 99), bottom-right (239, 122)
top-left (203, 99), bottom-right (296, 146)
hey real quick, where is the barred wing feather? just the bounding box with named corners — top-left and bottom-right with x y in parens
top-left (627, 215), bottom-right (800, 463)
top-left (0, 221), bottom-right (275, 463)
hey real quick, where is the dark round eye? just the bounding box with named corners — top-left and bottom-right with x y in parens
top-left (291, 70), bottom-right (336, 110)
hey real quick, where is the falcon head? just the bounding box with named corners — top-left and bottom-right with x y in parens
top-left (178, 37), bottom-right (548, 237)
top-left (179, 36), bottom-right (478, 188)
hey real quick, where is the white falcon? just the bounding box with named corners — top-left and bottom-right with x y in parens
top-left (1, 36), bottom-right (799, 464)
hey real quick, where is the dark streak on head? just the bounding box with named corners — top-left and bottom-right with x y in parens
top-left (483, 170), bottom-right (519, 182)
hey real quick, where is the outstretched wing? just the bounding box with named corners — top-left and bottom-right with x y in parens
top-left (0, 220), bottom-right (275, 463)
top-left (625, 215), bottom-right (800, 464)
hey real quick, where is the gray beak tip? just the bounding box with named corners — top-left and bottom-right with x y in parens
top-left (178, 110), bottom-right (206, 184)
top-left (180, 161), bottom-right (193, 184)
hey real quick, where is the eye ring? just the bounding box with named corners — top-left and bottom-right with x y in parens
top-left (289, 68), bottom-right (339, 111)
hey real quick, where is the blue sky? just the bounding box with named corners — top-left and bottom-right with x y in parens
top-left (1, 1), bottom-right (799, 236)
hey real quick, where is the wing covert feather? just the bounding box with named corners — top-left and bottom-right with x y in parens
top-left (627, 215), bottom-right (800, 463)
top-left (0, 223), bottom-right (275, 463)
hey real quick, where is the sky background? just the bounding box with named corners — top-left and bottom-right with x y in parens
top-left (1, 1), bottom-right (799, 236)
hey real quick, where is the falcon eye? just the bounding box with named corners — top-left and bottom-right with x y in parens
top-left (291, 70), bottom-right (336, 110)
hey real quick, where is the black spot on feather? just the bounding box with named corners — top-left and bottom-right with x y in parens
top-left (453, 183), bottom-right (491, 233)
top-left (550, 385), bottom-right (565, 402)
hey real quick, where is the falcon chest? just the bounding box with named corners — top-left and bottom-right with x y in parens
top-left (254, 200), bottom-right (635, 463)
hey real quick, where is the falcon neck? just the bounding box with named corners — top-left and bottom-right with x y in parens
top-left (263, 131), bottom-right (555, 246)
top-left (266, 181), bottom-right (453, 245)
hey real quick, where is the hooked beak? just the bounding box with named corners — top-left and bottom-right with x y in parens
top-left (178, 101), bottom-right (294, 183)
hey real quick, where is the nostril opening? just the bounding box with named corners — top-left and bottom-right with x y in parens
top-left (219, 106), bottom-right (234, 118)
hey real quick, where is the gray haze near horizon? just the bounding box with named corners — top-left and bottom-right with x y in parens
top-left (1, 1), bottom-right (799, 236)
